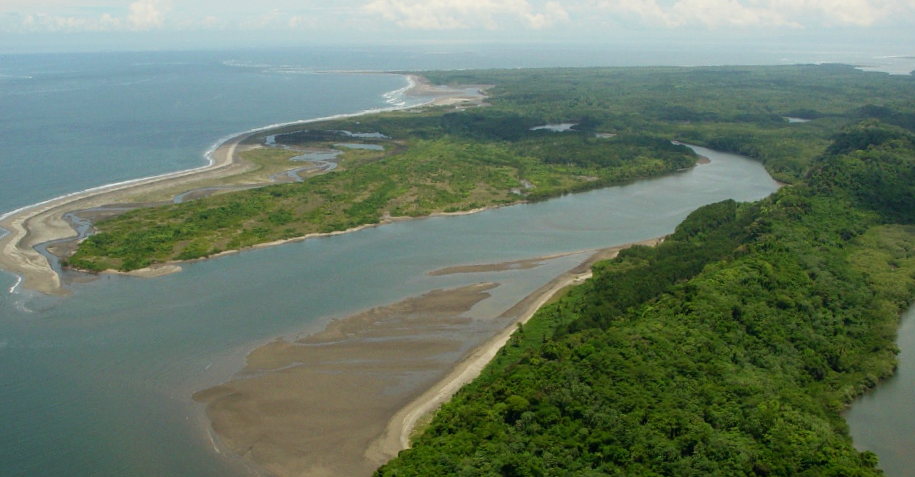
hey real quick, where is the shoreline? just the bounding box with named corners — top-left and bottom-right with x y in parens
top-left (0, 73), bottom-right (484, 296)
top-left (364, 237), bottom-right (664, 464)
top-left (193, 237), bottom-right (663, 476)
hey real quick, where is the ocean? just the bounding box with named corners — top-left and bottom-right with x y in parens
top-left (0, 47), bottom-right (908, 476)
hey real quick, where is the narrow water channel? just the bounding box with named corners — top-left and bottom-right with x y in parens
top-left (846, 306), bottom-right (915, 477)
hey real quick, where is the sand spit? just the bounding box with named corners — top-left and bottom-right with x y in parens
top-left (406, 74), bottom-right (492, 108)
top-left (0, 75), bottom-right (486, 296)
top-left (0, 133), bottom-right (252, 295)
top-left (427, 251), bottom-right (581, 276)
top-left (196, 238), bottom-right (663, 477)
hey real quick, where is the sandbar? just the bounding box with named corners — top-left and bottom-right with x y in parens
top-left (194, 283), bottom-right (500, 477)
top-left (427, 251), bottom-right (580, 276)
top-left (196, 238), bottom-right (663, 477)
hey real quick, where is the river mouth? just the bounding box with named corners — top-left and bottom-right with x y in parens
top-left (0, 145), bottom-right (779, 477)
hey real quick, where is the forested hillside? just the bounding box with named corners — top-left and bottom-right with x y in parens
top-left (375, 122), bottom-right (915, 476)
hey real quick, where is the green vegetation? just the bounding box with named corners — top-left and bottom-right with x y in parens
top-left (69, 133), bottom-right (692, 271)
top-left (374, 122), bottom-right (915, 476)
top-left (69, 65), bottom-right (915, 271)
top-left (422, 65), bottom-right (915, 183)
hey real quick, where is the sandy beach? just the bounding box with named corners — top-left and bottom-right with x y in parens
top-left (195, 238), bottom-right (663, 477)
top-left (0, 132), bottom-right (254, 295)
top-left (0, 75), bottom-right (485, 296)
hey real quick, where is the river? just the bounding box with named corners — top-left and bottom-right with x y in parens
top-left (0, 145), bottom-right (780, 476)
top-left (846, 305), bottom-right (915, 477)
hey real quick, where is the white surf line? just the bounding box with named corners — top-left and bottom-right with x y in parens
top-left (0, 73), bottom-right (442, 294)
top-left (207, 429), bottom-right (222, 454)
top-left (8, 275), bottom-right (22, 294)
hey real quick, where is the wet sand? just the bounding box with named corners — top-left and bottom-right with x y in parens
top-left (406, 74), bottom-right (491, 107)
top-left (194, 283), bottom-right (501, 477)
top-left (0, 133), bottom-right (254, 295)
top-left (196, 238), bottom-right (663, 477)
top-left (0, 75), bottom-right (485, 295)
top-left (428, 251), bottom-right (580, 276)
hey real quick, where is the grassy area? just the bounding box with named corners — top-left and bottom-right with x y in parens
top-left (126, 143), bottom-right (385, 204)
top-left (68, 129), bottom-right (695, 271)
top-left (68, 65), bottom-right (915, 271)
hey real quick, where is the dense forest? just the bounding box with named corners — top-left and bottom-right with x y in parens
top-left (68, 65), bottom-right (915, 272)
top-left (375, 121), bottom-right (915, 476)
top-left (421, 65), bottom-right (915, 183)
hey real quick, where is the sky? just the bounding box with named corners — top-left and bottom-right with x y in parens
top-left (1, 0), bottom-right (914, 54)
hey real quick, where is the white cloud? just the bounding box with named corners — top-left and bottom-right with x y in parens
top-left (362, 0), bottom-right (569, 30)
top-left (288, 15), bottom-right (316, 29)
top-left (597, 0), bottom-right (912, 28)
top-left (764, 0), bottom-right (901, 27)
top-left (2, 0), bottom-right (913, 35)
top-left (127, 0), bottom-right (170, 30)
top-left (15, 12), bottom-right (124, 32)
top-left (525, 1), bottom-right (570, 28)
top-left (174, 14), bottom-right (227, 30)
top-left (1, 0), bottom-right (175, 32)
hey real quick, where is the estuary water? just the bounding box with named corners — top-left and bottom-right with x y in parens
top-left (0, 147), bottom-right (779, 476)
top-left (6, 48), bottom-right (890, 477)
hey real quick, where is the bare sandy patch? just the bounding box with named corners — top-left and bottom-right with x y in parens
top-left (194, 237), bottom-right (665, 477)
top-left (428, 251), bottom-right (582, 276)
top-left (194, 283), bottom-right (499, 477)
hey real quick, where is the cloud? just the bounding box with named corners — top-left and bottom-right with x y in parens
top-left (14, 12), bottom-right (124, 32)
top-left (288, 15), bottom-right (316, 29)
top-left (598, 0), bottom-right (792, 27)
top-left (765, 0), bottom-right (902, 27)
top-left (362, 0), bottom-right (569, 30)
top-left (239, 9), bottom-right (281, 30)
top-left (1, 0), bottom-right (174, 32)
top-left (2, 0), bottom-right (912, 35)
top-left (597, 0), bottom-right (911, 28)
top-left (525, 1), bottom-right (570, 28)
top-left (127, 0), bottom-right (169, 30)
top-left (174, 14), bottom-right (227, 30)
